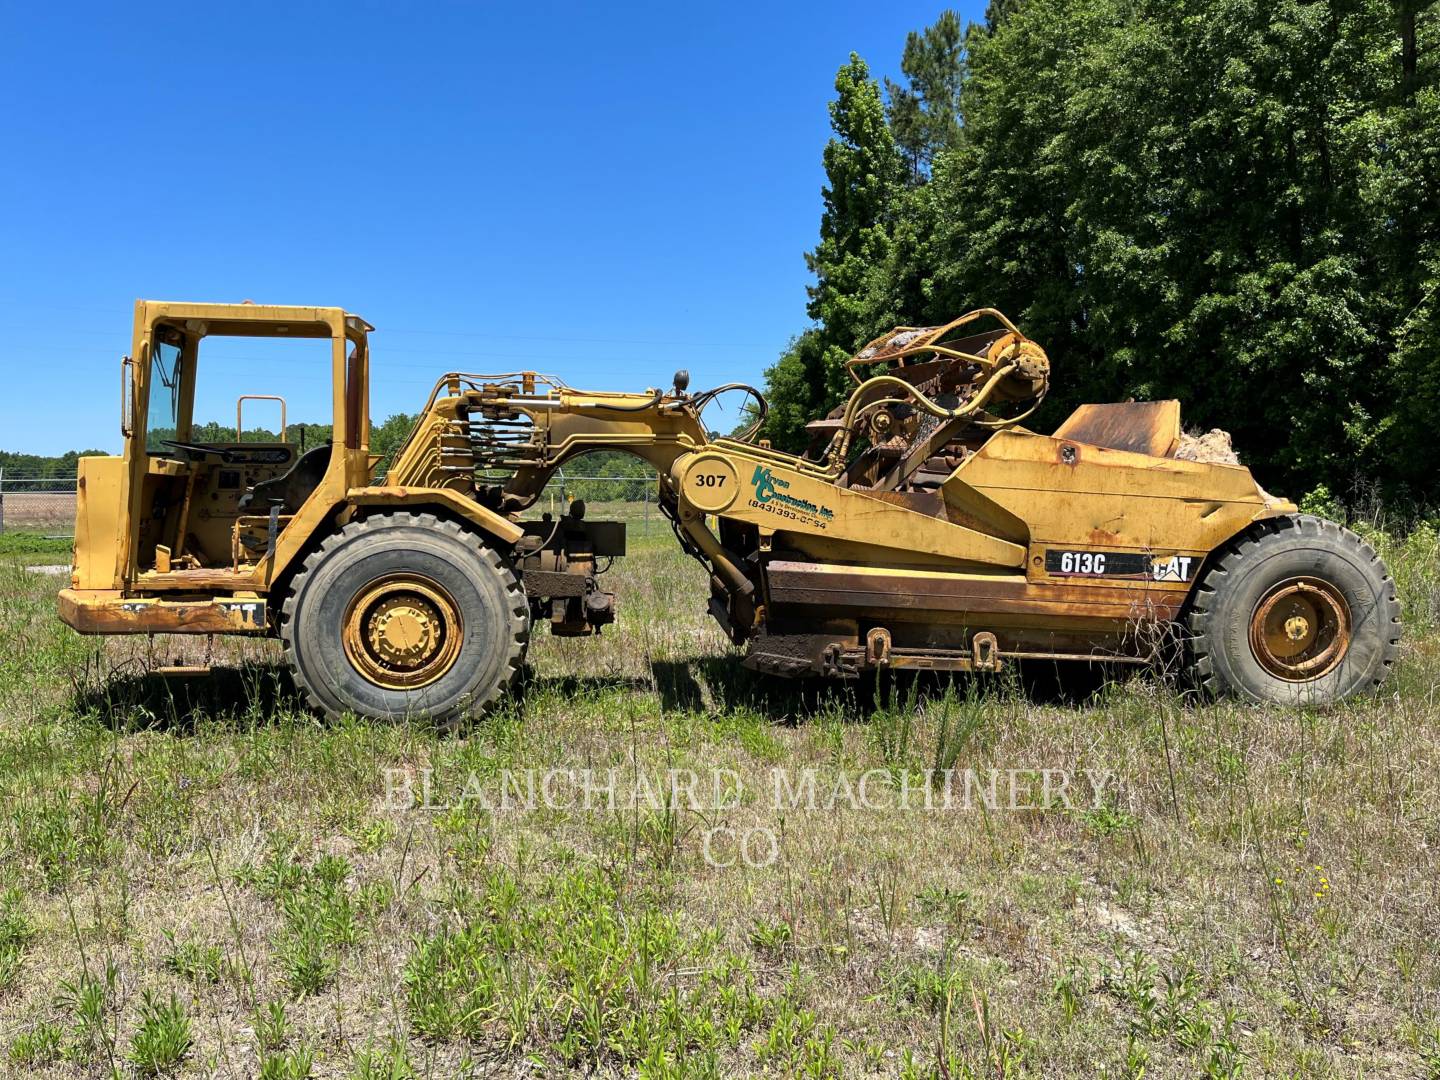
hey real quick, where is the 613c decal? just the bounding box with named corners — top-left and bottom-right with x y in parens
top-left (1045, 550), bottom-right (1195, 581)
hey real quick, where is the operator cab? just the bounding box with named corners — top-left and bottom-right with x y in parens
top-left (73, 301), bottom-right (375, 592)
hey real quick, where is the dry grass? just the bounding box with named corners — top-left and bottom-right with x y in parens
top-left (0, 530), bottom-right (1438, 1078)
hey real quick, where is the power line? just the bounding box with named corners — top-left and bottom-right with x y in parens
top-left (0, 308), bottom-right (783, 350)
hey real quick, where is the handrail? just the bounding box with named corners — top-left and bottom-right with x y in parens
top-left (236, 394), bottom-right (288, 443)
top-left (121, 354), bottom-right (137, 438)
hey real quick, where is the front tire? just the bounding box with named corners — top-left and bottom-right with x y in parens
top-left (281, 513), bottom-right (528, 722)
top-left (1184, 515), bottom-right (1400, 705)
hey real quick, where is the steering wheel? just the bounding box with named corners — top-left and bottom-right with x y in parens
top-left (160, 440), bottom-right (294, 467)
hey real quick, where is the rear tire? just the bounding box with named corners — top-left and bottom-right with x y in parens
top-left (281, 512), bottom-right (528, 722)
top-left (1184, 514), bottom-right (1400, 705)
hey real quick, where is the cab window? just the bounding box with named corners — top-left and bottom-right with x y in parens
top-left (146, 329), bottom-right (185, 452)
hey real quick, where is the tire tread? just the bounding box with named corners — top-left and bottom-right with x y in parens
top-left (280, 512), bottom-right (527, 720)
top-left (1183, 513), bottom-right (1401, 702)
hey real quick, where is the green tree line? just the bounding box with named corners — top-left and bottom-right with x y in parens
top-left (764, 0), bottom-right (1440, 506)
top-left (2, 416), bottom-right (656, 489)
top-left (0, 449), bottom-right (109, 482)
top-left (0, 416), bottom-right (421, 481)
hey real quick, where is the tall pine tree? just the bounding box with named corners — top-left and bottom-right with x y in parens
top-left (885, 11), bottom-right (966, 184)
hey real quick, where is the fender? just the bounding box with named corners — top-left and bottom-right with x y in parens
top-left (344, 486), bottom-right (525, 545)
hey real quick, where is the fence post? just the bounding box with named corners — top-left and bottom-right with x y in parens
top-left (643, 485), bottom-right (649, 536)
top-left (0, 467), bottom-right (5, 535)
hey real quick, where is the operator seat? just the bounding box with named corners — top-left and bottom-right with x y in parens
top-left (238, 444), bottom-right (331, 515)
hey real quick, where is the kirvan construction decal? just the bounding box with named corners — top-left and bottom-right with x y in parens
top-left (749, 466), bottom-right (835, 528)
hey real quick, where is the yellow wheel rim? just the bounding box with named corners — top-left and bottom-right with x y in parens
top-left (1248, 576), bottom-right (1351, 682)
top-left (342, 573), bottom-right (463, 690)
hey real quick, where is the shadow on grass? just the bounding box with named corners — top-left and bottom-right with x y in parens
top-left (518, 671), bottom-right (654, 699)
top-left (1014, 659), bottom-right (1138, 706)
top-left (649, 656), bottom-right (1133, 718)
top-left (68, 661), bottom-right (304, 732)
top-left (525, 655), bottom-right (1133, 723)
top-left (651, 656), bottom-right (860, 719)
top-left (518, 657), bottom-right (865, 721)
top-left (68, 655), bottom-right (1138, 736)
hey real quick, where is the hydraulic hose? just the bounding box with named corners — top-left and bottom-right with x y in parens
top-left (588, 389), bottom-right (664, 412)
top-left (827, 363), bottom-right (1018, 469)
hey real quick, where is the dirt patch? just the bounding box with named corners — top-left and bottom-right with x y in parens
top-left (0, 491), bottom-right (76, 527)
top-left (1176, 428), bottom-right (1240, 465)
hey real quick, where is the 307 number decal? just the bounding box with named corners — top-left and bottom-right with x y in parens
top-left (693, 473), bottom-right (728, 488)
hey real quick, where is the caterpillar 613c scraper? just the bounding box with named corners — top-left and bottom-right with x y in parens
top-left (59, 301), bottom-right (1400, 720)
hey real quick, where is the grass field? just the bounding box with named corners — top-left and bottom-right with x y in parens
top-left (1, 524), bottom-right (1439, 1078)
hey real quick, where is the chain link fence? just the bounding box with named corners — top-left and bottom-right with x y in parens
top-left (0, 472), bottom-right (78, 536)
top-left (0, 472), bottom-right (660, 539)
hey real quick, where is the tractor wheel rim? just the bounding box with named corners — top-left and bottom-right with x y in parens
top-left (343, 573), bottom-right (463, 690)
top-left (1248, 576), bottom-right (1351, 682)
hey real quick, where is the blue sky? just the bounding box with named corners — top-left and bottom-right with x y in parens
top-left (0, 1), bottom-right (982, 456)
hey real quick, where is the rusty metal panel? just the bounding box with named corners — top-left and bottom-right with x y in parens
top-left (58, 589), bottom-right (267, 634)
top-left (1051, 401), bottom-right (1181, 457)
top-left (131, 568), bottom-right (257, 592)
top-left (764, 561), bottom-right (1183, 625)
top-left (523, 570), bottom-right (587, 598)
top-left (948, 429), bottom-right (1290, 584)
